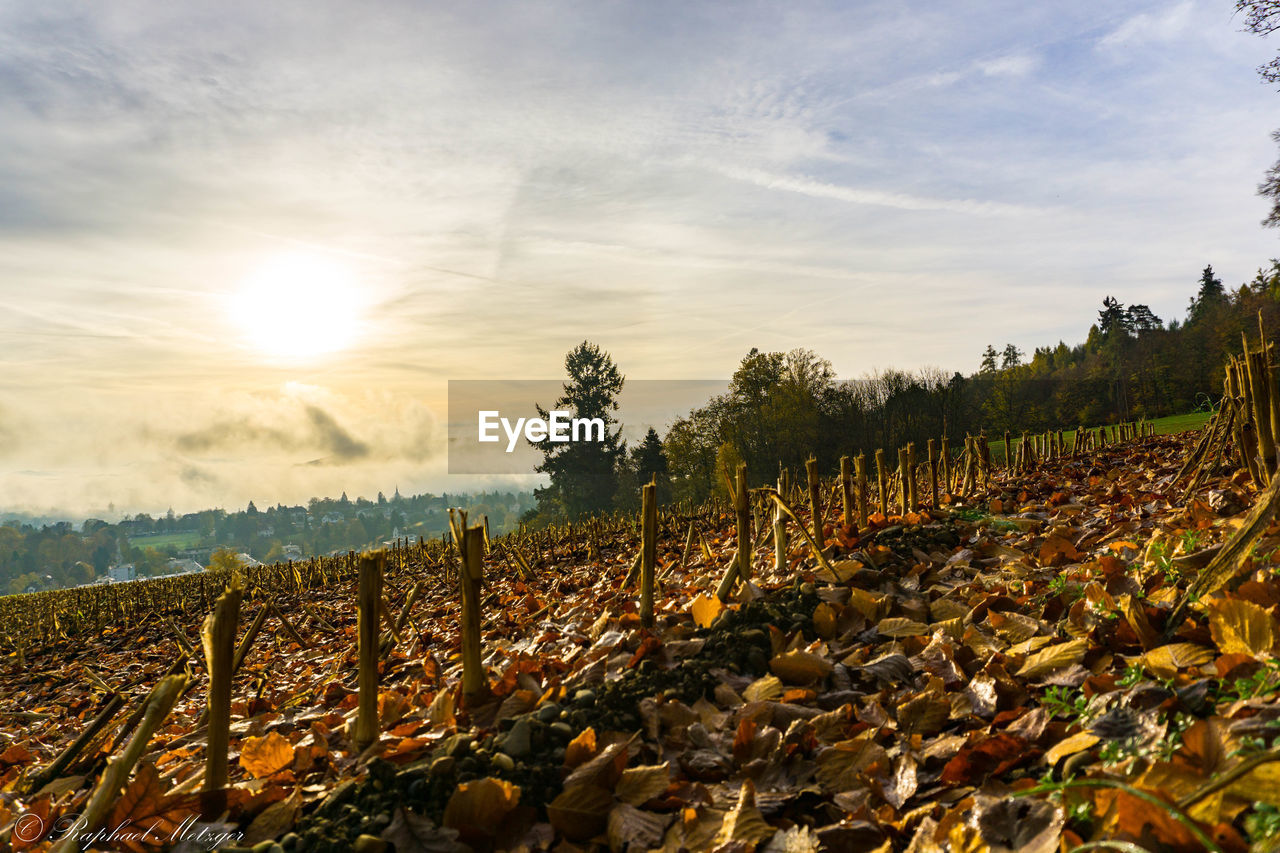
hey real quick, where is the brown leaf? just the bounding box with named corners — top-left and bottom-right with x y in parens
top-left (1038, 534), bottom-right (1082, 566)
top-left (816, 734), bottom-right (889, 792)
top-left (442, 777), bottom-right (521, 837)
top-left (607, 803), bottom-right (671, 852)
top-left (714, 780), bottom-right (775, 847)
top-left (615, 762), bottom-right (670, 806)
top-left (239, 731), bottom-right (294, 779)
top-left (381, 807), bottom-right (467, 853)
top-left (939, 733), bottom-right (1029, 785)
top-left (244, 791), bottom-right (300, 845)
top-left (547, 783), bottom-right (614, 841)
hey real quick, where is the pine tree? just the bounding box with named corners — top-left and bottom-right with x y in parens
top-left (1098, 296), bottom-right (1131, 337)
top-left (1187, 265), bottom-right (1226, 324)
top-left (532, 341), bottom-right (626, 520)
top-left (980, 345), bottom-right (998, 373)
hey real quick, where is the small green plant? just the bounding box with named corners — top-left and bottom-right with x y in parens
top-left (1041, 686), bottom-right (1089, 721)
top-left (1117, 664), bottom-right (1144, 688)
top-left (1047, 573), bottom-right (1085, 602)
top-left (1180, 529), bottom-right (1203, 553)
top-left (1245, 803), bottom-right (1280, 846)
top-left (1218, 659), bottom-right (1280, 703)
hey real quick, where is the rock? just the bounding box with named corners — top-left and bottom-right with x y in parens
top-left (429, 755), bottom-right (455, 777)
top-left (500, 718), bottom-right (532, 758)
top-left (572, 689), bottom-right (596, 707)
top-left (440, 734), bottom-right (471, 757)
top-left (678, 748), bottom-right (731, 782)
top-left (492, 752), bottom-right (515, 772)
top-left (353, 836), bottom-right (386, 853)
top-left (537, 702), bottom-right (561, 722)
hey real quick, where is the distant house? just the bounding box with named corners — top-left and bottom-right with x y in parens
top-left (236, 553), bottom-right (262, 568)
top-left (108, 563), bottom-right (136, 583)
top-left (165, 558), bottom-right (203, 575)
top-left (282, 544), bottom-right (303, 560)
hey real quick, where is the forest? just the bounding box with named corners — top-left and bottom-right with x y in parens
top-left (528, 261), bottom-right (1280, 523)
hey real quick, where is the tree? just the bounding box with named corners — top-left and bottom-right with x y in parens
top-left (1097, 297), bottom-right (1132, 337)
top-left (206, 547), bottom-right (246, 573)
top-left (1186, 265), bottom-right (1227, 327)
top-left (1125, 304), bottom-right (1162, 334)
top-left (1000, 344), bottom-right (1023, 369)
top-left (531, 341), bottom-right (626, 521)
top-left (1238, 2), bottom-right (1280, 225)
top-left (980, 345), bottom-right (999, 373)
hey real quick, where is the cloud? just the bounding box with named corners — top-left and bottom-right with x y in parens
top-left (978, 54), bottom-right (1040, 77)
top-left (1098, 2), bottom-right (1193, 50)
top-left (715, 165), bottom-right (1041, 216)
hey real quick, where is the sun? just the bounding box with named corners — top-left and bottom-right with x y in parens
top-left (231, 252), bottom-right (363, 359)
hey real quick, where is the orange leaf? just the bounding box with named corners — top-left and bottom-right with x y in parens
top-left (239, 731), bottom-right (293, 779)
top-left (690, 593), bottom-right (724, 629)
top-left (565, 727), bottom-right (598, 768)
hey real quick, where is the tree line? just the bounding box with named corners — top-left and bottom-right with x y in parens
top-left (525, 261), bottom-right (1280, 521)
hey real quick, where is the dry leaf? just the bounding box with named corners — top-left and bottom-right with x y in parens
top-left (239, 731), bottom-right (294, 779)
top-left (690, 593), bottom-right (724, 629)
top-left (1207, 597), bottom-right (1276, 657)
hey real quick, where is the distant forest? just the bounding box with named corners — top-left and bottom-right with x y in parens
top-left (0, 488), bottom-right (535, 595)
top-left (527, 261), bottom-right (1280, 522)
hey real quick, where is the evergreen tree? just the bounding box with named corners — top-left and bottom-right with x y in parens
top-left (632, 427), bottom-right (668, 485)
top-left (1097, 296), bottom-right (1132, 337)
top-left (980, 345), bottom-right (998, 373)
top-left (1187, 265), bottom-right (1226, 324)
top-left (532, 341), bottom-right (626, 520)
top-left (1000, 344), bottom-right (1023, 369)
top-left (1125, 304), bottom-right (1162, 334)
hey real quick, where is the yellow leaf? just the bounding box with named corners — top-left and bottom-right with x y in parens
top-left (1131, 643), bottom-right (1216, 680)
top-left (690, 593), bottom-right (724, 629)
top-left (846, 586), bottom-right (886, 621)
top-left (1044, 732), bottom-right (1099, 767)
top-left (743, 674), bottom-right (783, 703)
top-left (1208, 597), bottom-right (1276, 658)
top-left (1015, 638), bottom-right (1088, 679)
top-left (239, 731), bottom-right (293, 779)
top-left (769, 650), bottom-right (833, 684)
top-left (1224, 760), bottom-right (1280, 807)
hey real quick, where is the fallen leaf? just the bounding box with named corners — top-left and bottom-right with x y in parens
top-left (1207, 597), bottom-right (1275, 657)
top-left (547, 783), bottom-right (614, 841)
top-left (690, 593), bottom-right (724, 629)
top-left (770, 650), bottom-right (833, 684)
top-left (1016, 638), bottom-right (1088, 679)
top-left (239, 731), bottom-right (294, 779)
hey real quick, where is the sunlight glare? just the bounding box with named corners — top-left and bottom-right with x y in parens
top-left (232, 252), bottom-right (363, 359)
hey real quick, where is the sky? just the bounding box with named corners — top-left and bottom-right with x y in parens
top-left (2, 0), bottom-right (1279, 518)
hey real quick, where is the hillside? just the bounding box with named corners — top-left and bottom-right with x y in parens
top-left (2, 424), bottom-right (1280, 852)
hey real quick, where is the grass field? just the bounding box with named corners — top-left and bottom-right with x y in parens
top-left (986, 409), bottom-right (1212, 465)
top-left (128, 530), bottom-right (203, 550)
